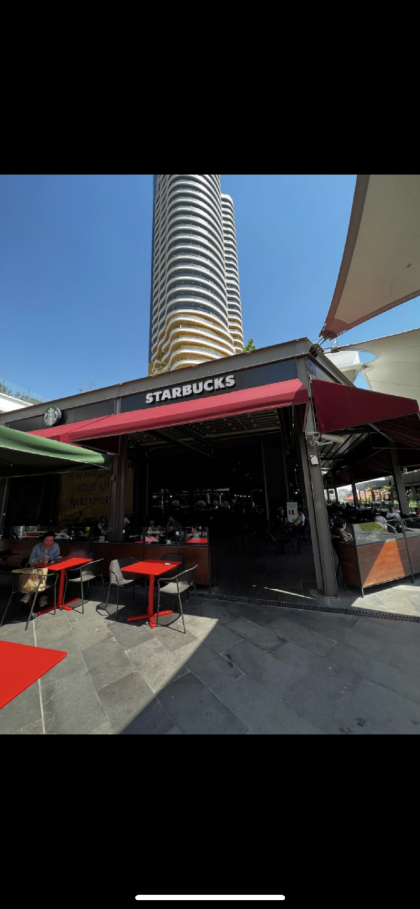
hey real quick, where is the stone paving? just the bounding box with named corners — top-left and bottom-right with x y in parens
top-left (2, 569), bottom-right (420, 734)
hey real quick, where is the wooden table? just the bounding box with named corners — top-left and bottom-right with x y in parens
top-left (36, 557), bottom-right (93, 616)
top-left (121, 559), bottom-right (182, 628)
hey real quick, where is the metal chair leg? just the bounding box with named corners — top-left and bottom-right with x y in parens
top-left (81, 581), bottom-right (85, 615)
top-left (178, 592), bottom-right (186, 634)
top-left (116, 584), bottom-right (120, 621)
top-left (0, 590), bottom-right (15, 628)
top-left (156, 584), bottom-right (160, 626)
top-left (26, 592), bottom-right (38, 632)
top-left (53, 579), bottom-right (57, 616)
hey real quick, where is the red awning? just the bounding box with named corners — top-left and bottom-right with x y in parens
top-left (28, 417), bottom-right (105, 444)
top-left (30, 379), bottom-right (309, 443)
top-left (312, 379), bottom-right (419, 434)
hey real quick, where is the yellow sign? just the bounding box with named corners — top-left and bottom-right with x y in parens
top-left (58, 464), bottom-right (133, 522)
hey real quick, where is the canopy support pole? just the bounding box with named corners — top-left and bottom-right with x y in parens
top-left (261, 441), bottom-right (270, 520)
top-left (389, 448), bottom-right (410, 516)
top-left (108, 436), bottom-right (128, 541)
top-left (0, 478), bottom-right (10, 537)
top-left (296, 408), bottom-right (338, 597)
top-left (349, 466), bottom-right (358, 507)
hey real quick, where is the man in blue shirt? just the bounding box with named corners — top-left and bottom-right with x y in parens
top-left (21, 532), bottom-right (61, 608)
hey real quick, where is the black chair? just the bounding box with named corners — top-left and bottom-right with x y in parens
top-left (0, 568), bottom-right (58, 631)
top-left (277, 527), bottom-right (295, 556)
top-left (332, 540), bottom-right (347, 590)
top-left (158, 552), bottom-right (185, 578)
top-left (63, 559), bottom-right (105, 614)
top-left (296, 522), bottom-right (311, 555)
top-left (156, 565), bottom-right (199, 634)
top-left (120, 555), bottom-right (148, 604)
top-left (265, 527), bottom-right (278, 554)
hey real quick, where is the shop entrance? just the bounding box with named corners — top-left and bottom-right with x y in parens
top-left (128, 404), bottom-right (318, 602)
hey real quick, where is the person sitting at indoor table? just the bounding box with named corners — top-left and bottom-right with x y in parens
top-left (21, 532), bottom-right (61, 608)
top-left (167, 515), bottom-right (182, 540)
top-left (97, 515), bottom-right (108, 535)
top-left (331, 517), bottom-right (352, 543)
top-left (55, 527), bottom-right (69, 539)
top-left (276, 506), bottom-right (287, 526)
top-left (292, 508), bottom-right (306, 533)
top-left (386, 506), bottom-right (400, 520)
top-left (147, 519), bottom-right (157, 535)
top-left (405, 507), bottom-right (420, 529)
top-left (186, 526), bottom-right (200, 540)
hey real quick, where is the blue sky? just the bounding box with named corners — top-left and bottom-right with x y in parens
top-left (1, 174), bottom-right (419, 401)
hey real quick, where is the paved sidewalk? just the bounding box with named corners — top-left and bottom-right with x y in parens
top-left (2, 576), bottom-right (420, 734)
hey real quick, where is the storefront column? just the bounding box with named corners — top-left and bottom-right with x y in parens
top-left (389, 448), bottom-right (410, 515)
top-left (108, 435), bottom-right (128, 540)
top-left (0, 478), bottom-right (10, 537)
top-left (261, 441), bottom-right (270, 520)
top-left (349, 466), bottom-right (358, 507)
top-left (296, 409), bottom-right (338, 597)
top-left (334, 487), bottom-right (339, 503)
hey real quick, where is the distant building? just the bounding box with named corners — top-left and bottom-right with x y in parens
top-left (149, 174), bottom-right (243, 375)
top-left (0, 392), bottom-right (31, 415)
top-left (0, 380), bottom-right (44, 414)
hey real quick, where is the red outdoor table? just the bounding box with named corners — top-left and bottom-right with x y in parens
top-left (35, 557), bottom-right (93, 616)
top-left (0, 551), bottom-right (19, 560)
top-left (122, 560), bottom-right (182, 628)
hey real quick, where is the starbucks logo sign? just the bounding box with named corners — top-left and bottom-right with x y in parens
top-left (44, 406), bottom-right (62, 427)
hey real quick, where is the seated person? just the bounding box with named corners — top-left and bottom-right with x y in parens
top-left (167, 516), bottom-right (182, 540)
top-left (386, 506), bottom-right (400, 519)
top-left (331, 517), bottom-right (352, 543)
top-left (405, 507), bottom-right (420, 529)
top-left (97, 515), bottom-right (108, 535)
top-left (186, 526), bottom-right (200, 540)
top-left (22, 532), bottom-right (61, 608)
top-left (55, 527), bottom-right (69, 540)
top-left (292, 508), bottom-right (306, 532)
top-left (276, 507), bottom-right (287, 525)
top-left (147, 519), bottom-right (157, 535)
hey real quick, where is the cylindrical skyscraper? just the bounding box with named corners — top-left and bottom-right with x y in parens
top-left (149, 174), bottom-right (243, 374)
top-left (221, 193), bottom-right (244, 355)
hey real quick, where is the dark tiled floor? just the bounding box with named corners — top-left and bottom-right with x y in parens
top-left (209, 538), bottom-right (318, 602)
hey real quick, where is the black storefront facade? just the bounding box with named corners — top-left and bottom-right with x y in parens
top-left (4, 337), bottom-right (416, 600)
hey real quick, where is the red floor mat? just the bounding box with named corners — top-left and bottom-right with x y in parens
top-left (0, 641), bottom-right (67, 709)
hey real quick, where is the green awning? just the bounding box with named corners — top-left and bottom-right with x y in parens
top-left (0, 425), bottom-right (112, 479)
